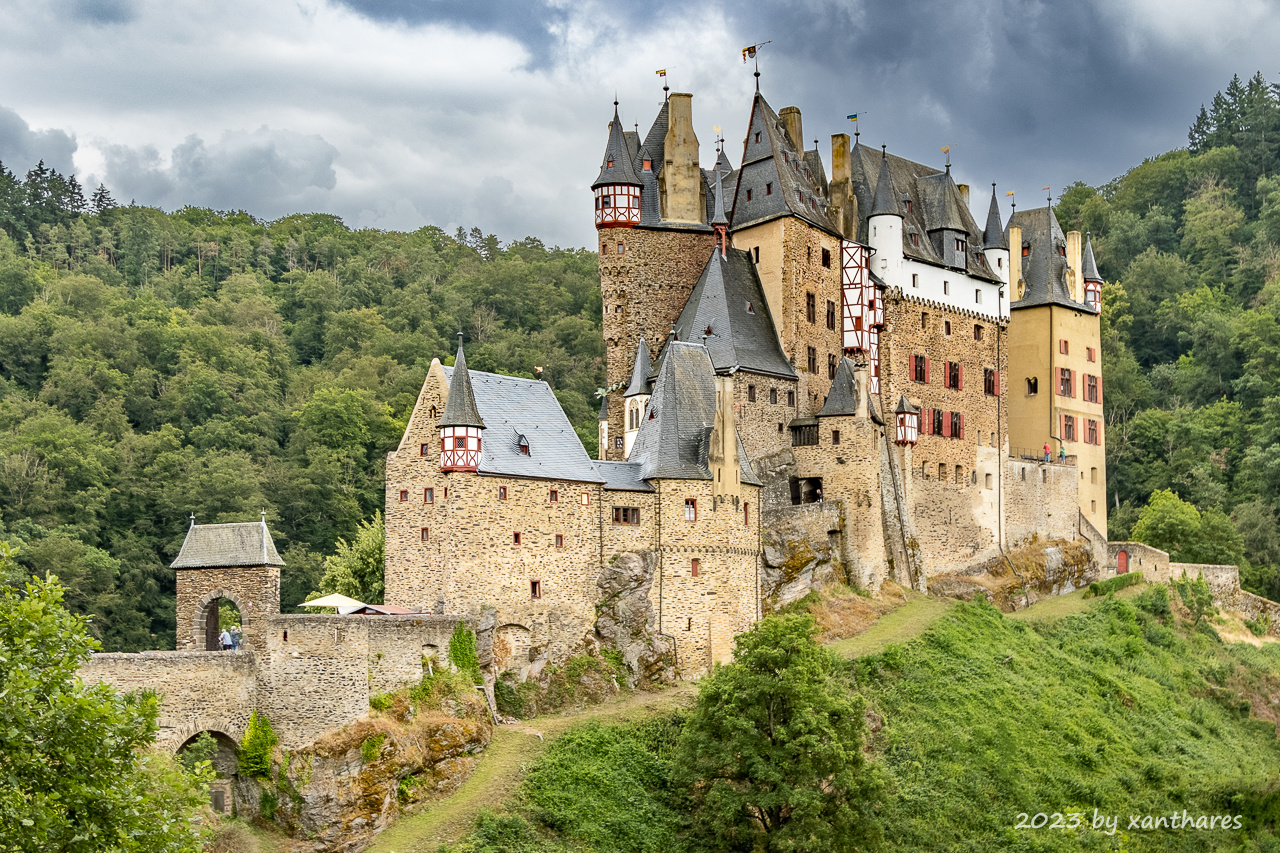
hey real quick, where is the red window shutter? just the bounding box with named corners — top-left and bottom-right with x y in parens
top-left (923, 409), bottom-right (931, 434)
top-left (958, 364), bottom-right (964, 390)
top-left (1071, 370), bottom-right (1077, 398)
top-left (911, 354), bottom-right (917, 377)
top-left (1097, 377), bottom-right (1102, 407)
top-left (1060, 413), bottom-right (1065, 440)
top-left (942, 363), bottom-right (949, 388)
top-left (925, 357), bottom-right (931, 384)
top-left (993, 370), bottom-right (1000, 396)
top-left (942, 411), bottom-right (952, 437)
top-left (960, 413), bottom-right (965, 439)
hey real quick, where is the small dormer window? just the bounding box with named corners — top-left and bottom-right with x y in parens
top-left (607, 159), bottom-right (614, 168)
top-left (956, 239), bottom-right (966, 252)
top-left (906, 200), bottom-right (912, 214)
top-left (518, 436), bottom-right (530, 455)
top-left (643, 159), bottom-right (652, 171)
top-left (746, 188), bottom-right (753, 201)
top-left (766, 182), bottom-right (773, 195)
top-left (755, 132), bottom-right (761, 143)
top-left (1022, 244), bottom-right (1030, 257)
top-left (910, 233), bottom-right (920, 247)
top-left (746, 302), bottom-right (755, 314)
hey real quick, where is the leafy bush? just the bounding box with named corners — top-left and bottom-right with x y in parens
top-left (177, 730), bottom-right (217, 773)
top-left (360, 733), bottom-right (386, 762)
top-left (449, 622), bottom-right (481, 684)
top-left (239, 711), bottom-right (278, 779)
top-left (1175, 570), bottom-right (1218, 626)
top-left (1245, 612), bottom-right (1272, 636)
top-left (259, 790), bottom-right (278, 819)
top-left (1085, 570), bottom-right (1143, 597)
top-left (494, 677), bottom-right (526, 718)
top-left (1133, 582), bottom-right (1171, 618)
top-left (369, 692), bottom-right (393, 712)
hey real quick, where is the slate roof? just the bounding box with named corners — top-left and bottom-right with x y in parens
top-left (1008, 206), bottom-right (1089, 311)
top-left (729, 92), bottom-right (838, 235)
top-left (895, 395), bottom-right (921, 415)
top-left (592, 105), bottom-right (642, 189)
top-left (849, 141), bottom-right (1001, 283)
top-left (1081, 234), bottom-right (1101, 281)
top-left (171, 520), bottom-right (284, 569)
top-left (595, 460), bottom-right (655, 493)
top-left (624, 337), bottom-right (653, 397)
top-left (598, 393), bottom-right (609, 420)
top-left (627, 342), bottom-right (760, 486)
top-left (710, 167), bottom-right (728, 227)
top-left (672, 247), bottom-right (796, 380)
top-left (983, 184), bottom-right (1008, 250)
top-left (441, 366), bottom-right (605, 484)
top-left (817, 357), bottom-right (861, 417)
top-left (439, 343), bottom-right (484, 428)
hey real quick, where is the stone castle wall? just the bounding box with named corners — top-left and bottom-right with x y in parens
top-left (646, 479), bottom-right (760, 668)
top-left (82, 651), bottom-right (258, 752)
top-left (732, 370), bottom-right (799, 464)
top-left (1003, 458), bottom-right (1080, 547)
top-left (601, 227), bottom-right (715, 461)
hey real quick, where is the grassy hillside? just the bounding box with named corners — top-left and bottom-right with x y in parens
top-left (440, 590), bottom-right (1280, 853)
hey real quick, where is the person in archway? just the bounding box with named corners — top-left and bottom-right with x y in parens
top-left (230, 625), bottom-right (242, 650)
top-left (219, 628), bottom-right (233, 651)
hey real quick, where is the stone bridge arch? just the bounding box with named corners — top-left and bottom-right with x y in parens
top-left (174, 727), bottom-right (241, 814)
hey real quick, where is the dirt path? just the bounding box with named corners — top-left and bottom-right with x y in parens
top-left (366, 685), bottom-right (696, 853)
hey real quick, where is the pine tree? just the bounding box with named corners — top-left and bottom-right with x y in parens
top-left (90, 183), bottom-right (117, 214)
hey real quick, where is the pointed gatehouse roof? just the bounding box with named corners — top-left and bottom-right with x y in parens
top-left (439, 339), bottom-right (485, 429)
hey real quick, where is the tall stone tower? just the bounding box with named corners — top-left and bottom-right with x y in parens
top-left (594, 93), bottom-right (714, 460)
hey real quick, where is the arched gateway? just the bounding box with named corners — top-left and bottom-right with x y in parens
top-left (171, 512), bottom-right (284, 651)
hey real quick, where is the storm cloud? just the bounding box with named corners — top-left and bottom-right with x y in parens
top-left (0, 0), bottom-right (1276, 246)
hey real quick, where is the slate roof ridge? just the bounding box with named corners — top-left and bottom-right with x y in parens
top-left (984, 183), bottom-right (1008, 249)
top-left (440, 365), bottom-right (604, 483)
top-left (439, 340), bottom-right (485, 428)
top-left (672, 247), bottom-right (796, 380)
top-left (916, 170), bottom-right (967, 233)
top-left (171, 520), bottom-right (285, 569)
top-left (1008, 206), bottom-right (1088, 311)
top-left (592, 104), bottom-right (643, 188)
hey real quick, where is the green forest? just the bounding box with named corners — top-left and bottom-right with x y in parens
top-left (1, 71), bottom-right (1279, 650)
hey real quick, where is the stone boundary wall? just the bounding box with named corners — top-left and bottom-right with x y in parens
top-left (1168, 562), bottom-right (1241, 600)
top-left (82, 651), bottom-right (257, 752)
top-left (1104, 541), bottom-right (1170, 580)
top-left (80, 613), bottom-right (467, 752)
top-left (1235, 591), bottom-right (1280, 637)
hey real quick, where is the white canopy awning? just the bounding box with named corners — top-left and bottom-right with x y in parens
top-left (299, 593), bottom-right (366, 609)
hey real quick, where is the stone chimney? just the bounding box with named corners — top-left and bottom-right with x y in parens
top-left (660, 93), bottom-right (706, 225)
top-left (780, 106), bottom-right (804, 153)
top-left (828, 133), bottom-right (858, 240)
top-left (1008, 225), bottom-right (1023, 300)
top-left (709, 375), bottom-right (741, 504)
top-left (1066, 230), bottom-right (1083, 302)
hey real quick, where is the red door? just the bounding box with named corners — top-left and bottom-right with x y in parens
top-left (1117, 551), bottom-right (1129, 574)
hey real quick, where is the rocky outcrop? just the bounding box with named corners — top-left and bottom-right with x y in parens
top-left (928, 538), bottom-right (1098, 611)
top-left (760, 503), bottom-right (845, 609)
top-left (594, 550), bottom-right (675, 685)
top-left (236, 702), bottom-right (490, 853)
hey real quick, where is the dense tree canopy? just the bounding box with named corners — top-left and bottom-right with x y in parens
top-left (0, 171), bottom-right (602, 648)
top-left (0, 563), bottom-right (210, 852)
top-left (1052, 71), bottom-right (1280, 599)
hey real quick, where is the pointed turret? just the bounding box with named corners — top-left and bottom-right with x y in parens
top-left (983, 184), bottom-right (1007, 250)
top-left (869, 152), bottom-right (900, 218)
top-left (624, 337), bottom-right (653, 398)
top-left (867, 151), bottom-right (904, 287)
top-left (894, 396), bottom-right (921, 446)
top-left (711, 167), bottom-right (729, 256)
top-left (1082, 233), bottom-right (1102, 312)
top-left (440, 337), bottom-right (485, 471)
top-left (592, 102), bottom-right (642, 229)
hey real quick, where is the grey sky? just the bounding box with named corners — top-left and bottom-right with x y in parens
top-left (0, 0), bottom-right (1276, 248)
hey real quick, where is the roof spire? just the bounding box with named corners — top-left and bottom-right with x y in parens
top-left (1081, 231), bottom-right (1102, 282)
top-left (189, 512), bottom-right (195, 528)
top-left (983, 182), bottom-right (1008, 250)
top-left (870, 149), bottom-right (899, 218)
top-left (625, 337), bottom-right (653, 397)
top-left (439, 333), bottom-right (485, 429)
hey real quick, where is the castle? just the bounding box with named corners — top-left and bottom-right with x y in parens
top-left (381, 81), bottom-right (1109, 675)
